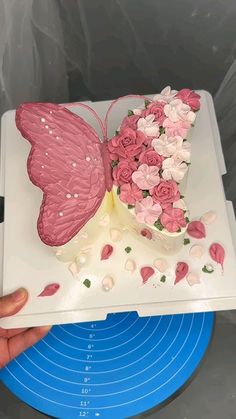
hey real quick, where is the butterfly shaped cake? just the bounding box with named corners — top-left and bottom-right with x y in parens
top-left (16, 87), bottom-right (200, 263)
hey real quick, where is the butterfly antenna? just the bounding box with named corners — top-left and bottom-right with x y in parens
top-left (104, 94), bottom-right (153, 139)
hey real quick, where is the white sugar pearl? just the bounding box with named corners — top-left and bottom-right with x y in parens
top-left (45, 125), bottom-right (49, 129)
top-left (59, 212), bottom-right (64, 217)
top-left (45, 152), bottom-right (48, 156)
top-left (78, 255), bottom-right (87, 264)
top-left (205, 264), bottom-right (214, 272)
top-left (66, 194), bottom-right (71, 199)
top-left (74, 194), bottom-right (79, 198)
top-left (56, 136), bottom-right (60, 140)
top-left (41, 165), bottom-right (44, 169)
top-left (72, 162), bottom-right (76, 167)
top-left (49, 111), bottom-right (53, 114)
top-left (49, 130), bottom-right (53, 134)
top-left (41, 118), bottom-right (46, 123)
top-left (86, 157), bottom-right (91, 162)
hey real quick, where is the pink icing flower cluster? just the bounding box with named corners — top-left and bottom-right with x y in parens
top-left (108, 86), bottom-right (200, 233)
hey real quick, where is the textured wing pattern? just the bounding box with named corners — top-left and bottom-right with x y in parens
top-left (16, 103), bottom-right (106, 246)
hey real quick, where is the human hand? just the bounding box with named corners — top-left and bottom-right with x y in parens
top-left (0, 288), bottom-right (51, 368)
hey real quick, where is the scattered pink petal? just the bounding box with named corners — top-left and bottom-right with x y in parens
top-left (209, 243), bottom-right (225, 270)
top-left (175, 262), bottom-right (189, 284)
top-left (141, 266), bottom-right (155, 284)
top-left (200, 211), bottom-right (217, 225)
top-left (154, 258), bottom-right (169, 272)
top-left (187, 221), bottom-right (206, 239)
top-left (125, 259), bottom-right (137, 272)
top-left (101, 244), bottom-right (113, 260)
top-left (68, 262), bottom-right (78, 277)
top-left (38, 283), bottom-right (60, 297)
top-left (141, 228), bottom-right (152, 240)
top-left (189, 244), bottom-right (205, 259)
top-left (186, 272), bottom-right (200, 286)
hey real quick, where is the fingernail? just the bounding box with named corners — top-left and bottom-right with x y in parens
top-left (40, 325), bottom-right (52, 333)
top-left (12, 288), bottom-right (27, 302)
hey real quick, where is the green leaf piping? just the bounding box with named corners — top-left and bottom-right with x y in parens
top-left (83, 279), bottom-right (91, 288)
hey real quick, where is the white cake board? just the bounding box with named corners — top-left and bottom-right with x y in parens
top-left (1, 91), bottom-right (236, 329)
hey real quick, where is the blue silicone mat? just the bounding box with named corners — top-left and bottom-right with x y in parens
top-left (0, 311), bottom-right (214, 418)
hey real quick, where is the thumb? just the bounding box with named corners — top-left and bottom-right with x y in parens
top-left (0, 288), bottom-right (28, 318)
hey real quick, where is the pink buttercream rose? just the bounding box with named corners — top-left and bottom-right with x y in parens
top-left (141, 228), bottom-right (153, 240)
top-left (144, 136), bottom-right (155, 147)
top-left (151, 180), bottom-right (180, 208)
top-left (135, 196), bottom-right (162, 225)
top-left (160, 207), bottom-right (187, 232)
top-left (108, 128), bottom-right (145, 160)
top-left (120, 114), bottom-right (140, 131)
top-left (144, 101), bottom-right (166, 125)
top-left (120, 183), bottom-right (143, 205)
top-left (139, 148), bottom-right (163, 167)
top-left (163, 118), bottom-right (191, 138)
top-left (175, 89), bottom-right (200, 111)
top-left (132, 163), bottom-right (160, 190)
top-left (113, 160), bottom-right (137, 186)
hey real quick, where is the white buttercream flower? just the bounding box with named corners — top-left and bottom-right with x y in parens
top-left (173, 147), bottom-right (191, 164)
top-left (164, 99), bottom-right (196, 123)
top-left (133, 108), bottom-right (142, 115)
top-left (152, 135), bottom-right (191, 162)
top-left (173, 199), bottom-right (187, 210)
top-left (137, 114), bottom-right (160, 137)
top-left (153, 86), bottom-right (178, 103)
top-left (162, 157), bottom-right (188, 182)
top-left (152, 134), bottom-right (182, 157)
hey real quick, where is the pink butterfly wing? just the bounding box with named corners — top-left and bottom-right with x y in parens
top-left (16, 103), bottom-right (106, 246)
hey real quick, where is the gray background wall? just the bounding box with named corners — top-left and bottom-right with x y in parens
top-left (1, 0), bottom-right (236, 109)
